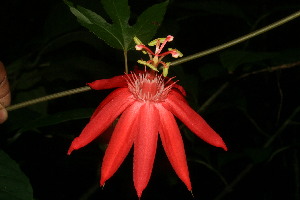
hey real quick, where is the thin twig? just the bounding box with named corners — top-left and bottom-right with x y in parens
top-left (170, 10), bottom-right (300, 67)
top-left (263, 106), bottom-right (300, 148)
top-left (5, 10), bottom-right (300, 112)
top-left (237, 61), bottom-right (300, 80)
top-left (214, 164), bottom-right (254, 200)
top-left (6, 86), bottom-right (91, 111)
top-left (214, 106), bottom-right (300, 200)
top-left (196, 61), bottom-right (300, 114)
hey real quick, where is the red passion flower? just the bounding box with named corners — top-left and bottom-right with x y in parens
top-left (68, 36), bottom-right (227, 197)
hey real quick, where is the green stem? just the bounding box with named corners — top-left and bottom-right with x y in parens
top-left (124, 50), bottom-right (128, 74)
top-left (6, 86), bottom-right (91, 111)
top-left (5, 10), bottom-right (300, 112)
top-left (170, 9), bottom-right (300, 67)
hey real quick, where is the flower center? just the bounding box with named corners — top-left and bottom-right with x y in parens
top-left (127, 73), bottom-right (173, 102)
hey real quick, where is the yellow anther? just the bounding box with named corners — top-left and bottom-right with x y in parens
top-left (148, 38), bottom-right (166, 46)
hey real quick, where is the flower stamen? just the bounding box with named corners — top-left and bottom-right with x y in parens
top-left (134, 35), bottom-right (182, 77)
top-left (126, 72), bottom-right (174, 102)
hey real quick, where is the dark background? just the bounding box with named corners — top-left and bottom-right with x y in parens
top-left (0, 0), bottom-right (300, 199)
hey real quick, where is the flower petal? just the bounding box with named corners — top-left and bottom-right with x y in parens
top-left (90, 88), bottom-right (130, 119)
top-left (156, 103), bottom-right (192, 191)
top-left (68, 88), bottom-right (134, 154)
top-left (100, 102), bottom-right (143, 186)
top-left (172, 83), bottom-right (186, 96)
top-left (164, 76), bottom-right (186, 96)
top-left (133, 103), bottom-right (159, 197)
top-left (87, 75), bottom-right (127, 90)
top-left (164, 91), bottom-right (227, 151)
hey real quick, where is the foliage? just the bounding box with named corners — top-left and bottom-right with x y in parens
top-left (0, 0), bottom-right (300, 199)
top-left (0, 151), bottom-right (33, 200)
top-left (64, 0), bottom-right (168, 51)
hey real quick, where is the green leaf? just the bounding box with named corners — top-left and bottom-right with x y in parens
top-left (131, 1), bottom-right (169, 49)
top-left (0, 151), bottom-right (33, 200)
top-left (64, 0), bottom-right (168, 51)
top-left (198, 63), bottom-right (226, 81)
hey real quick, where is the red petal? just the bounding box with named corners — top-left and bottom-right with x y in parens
top-left (156, 103), bottom-right (192, 191)
top-left (100, 102), bottom-right (143, 186)
top-left (90, 88), bottom-right (130, 119)
top-left (67, 88), bottom-right (134, 154)
top-left (87, 75), bottom-right (127, 90)
top-left (164, 76), bottom-right (186, 96)
top-left (172, 83), bottom-right (186, 96)
top-left (164, 91), bottom-right (227, 151)
top-left (133, 103), bottom-right (159, 197)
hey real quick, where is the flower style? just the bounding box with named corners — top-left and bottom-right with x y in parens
top-left (68, 36), bottom-right (227, 197)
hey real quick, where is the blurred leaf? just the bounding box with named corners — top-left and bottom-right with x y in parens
top-left (0, 151), bottom-right (33, 200)
top-left (43, 2), bottom-right (82, 41)
top-left (177, 1), bottom-right (247, 21)
top-left (42, 56), bottom-right (113, 82)
top-left (276, 48), bottom-right (300, 63)
top-left (198, 63), bottom-right (227, 80)
top-left (64, 0), bottom-right (168, 51)
top-left (14, 87), bottom-right (48, 115)
top-left (14, 70), bottom-right (42, 90)
top-left (220, 50), bottom-right (279, 72)
top-left (2, 108), bottom-right (43, 134)
top-left (18, 108), bottom-right (93, 134)
top-left (244, 147), bottom-right (272, 164)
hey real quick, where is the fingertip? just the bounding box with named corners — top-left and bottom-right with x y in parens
top-left (0, 106), bottom-right (8, 124)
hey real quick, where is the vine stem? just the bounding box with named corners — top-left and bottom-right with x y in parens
top-left (170, 9), bottom-right (300, 66)
top-left (5, 10), bottom-right (300, 112)
top-left (6, 86), bottom-right (91, 111)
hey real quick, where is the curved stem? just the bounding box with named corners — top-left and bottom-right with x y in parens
top-left (5, 10), bottom-right (300, 112)
top-left (170, 9), bottom-right (300, 67)
top-left (6, 86), bottom-right (91, 111)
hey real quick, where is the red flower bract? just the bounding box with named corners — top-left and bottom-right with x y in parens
top-left (68, 71), bottom-right (227, 197)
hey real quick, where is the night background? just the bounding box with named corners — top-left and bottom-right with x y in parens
top-left (0, 0), bottom-right (300, 199)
